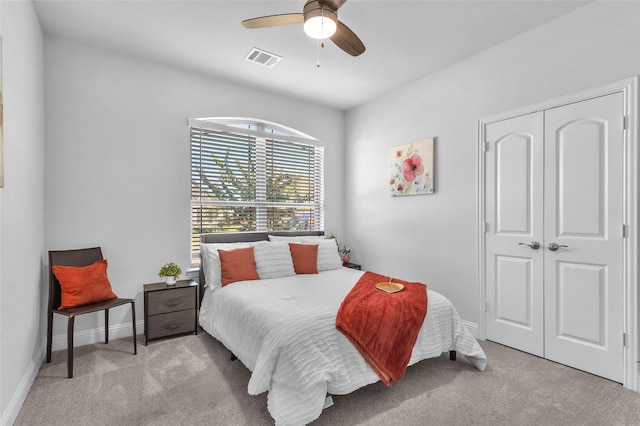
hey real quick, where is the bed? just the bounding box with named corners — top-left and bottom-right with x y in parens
top-left (198, 231), bottom-right (487, 425)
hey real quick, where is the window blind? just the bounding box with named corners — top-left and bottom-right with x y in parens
top-left (190, 122), bottom-right (324, 263)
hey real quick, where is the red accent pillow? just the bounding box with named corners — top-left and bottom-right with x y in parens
top-left (218, 247), bottom-right (260, 287)
top-left (289, 243), bottom-right (319, 274)
top-left (52, 259), bottom-right (118, 309)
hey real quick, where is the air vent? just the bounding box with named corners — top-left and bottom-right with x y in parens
top-left (245, 47), bottom-right (282, 68)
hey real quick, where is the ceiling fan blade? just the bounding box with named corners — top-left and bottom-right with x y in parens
top-left (330, 21), bottom-right (365, 56)
top-left (242, 13), bottom-right (304, 29)
top-left (319, 0), bottom-right (347, 11)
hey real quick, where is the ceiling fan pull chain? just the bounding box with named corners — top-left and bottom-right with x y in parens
top-left (316, 7), bottom-right (325, 68)
top-left (316, 7), bottom-right (327, 68)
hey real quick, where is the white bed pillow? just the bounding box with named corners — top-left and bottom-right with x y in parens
top-left (299, 238), bottom-right (342, 271)
top-left (253, 241), bottom-right (296, 279)
top-left (268, 234), bottom-right (326, 242)
top-left (201, 242), bottom-right (257, 291)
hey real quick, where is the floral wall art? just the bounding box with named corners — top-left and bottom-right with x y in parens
top-left (389, 137), bottom-right (434, 196)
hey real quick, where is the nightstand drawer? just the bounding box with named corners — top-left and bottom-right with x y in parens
top-left (147, 309), bottom-right (196, 340)
top-left (147, 287), bottom-right (194, 315)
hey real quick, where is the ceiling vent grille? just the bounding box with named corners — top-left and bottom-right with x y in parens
top-left (245, 47), bottom-right (282, 68)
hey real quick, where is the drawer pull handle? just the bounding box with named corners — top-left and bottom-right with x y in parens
top-left (165, 301), bottom-right (180, 307)
top-left (165, 324), bottom-right (179, 330)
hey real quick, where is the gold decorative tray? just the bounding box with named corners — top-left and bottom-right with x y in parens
top-left (375, 281), bottom-right (404, 293)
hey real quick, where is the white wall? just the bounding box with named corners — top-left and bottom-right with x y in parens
top-left (344, 1), bottom-right (640, 324)
top-left (0, 1), bottom-right (45, 424)
top-left (44, 36), bottom-right (345, 341)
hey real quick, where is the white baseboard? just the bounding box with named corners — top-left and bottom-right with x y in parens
top-left (462, 320), bottom-right (479, 339)
top-left (0, 347), bottom-right (42, 426)
top-left (50, 320), bottom-right (144, 352)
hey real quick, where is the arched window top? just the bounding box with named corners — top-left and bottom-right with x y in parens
top-left (188, 117), bottom-right (321, 146)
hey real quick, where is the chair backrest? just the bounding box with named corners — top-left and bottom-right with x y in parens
top-left (48, 247), bottom-right (104, 311)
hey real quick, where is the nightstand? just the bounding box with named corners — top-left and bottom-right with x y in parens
top-left (144, 280), bottom-right (198, 345)
top-left (344, 262), bottom-right (361, 270)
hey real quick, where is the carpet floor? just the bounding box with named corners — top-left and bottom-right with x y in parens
top-left (14, 332), bottom-right (640, 425)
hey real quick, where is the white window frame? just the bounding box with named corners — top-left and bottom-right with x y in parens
top-left (189, 117), bottom-right (325, 265)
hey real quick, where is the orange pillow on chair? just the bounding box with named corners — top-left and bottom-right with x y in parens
top-left (52, 259), bottom-right (118, 309)
top-left (289, 243), bottom-right (319, 274)
top-left (218, 246), bottom-right (260, 287)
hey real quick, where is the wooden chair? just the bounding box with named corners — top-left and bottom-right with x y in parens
top-left (46, 247), bottom-right (137, 378)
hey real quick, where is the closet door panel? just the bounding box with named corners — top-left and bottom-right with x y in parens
top-left (484, 112), bottom-right (544, 356)
top-left (555, 121), bottom-right (605, 237)
top-left (544, 92), bottom-right (624, 383)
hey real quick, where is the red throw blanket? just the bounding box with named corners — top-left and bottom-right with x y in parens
top-left (336, 271), bottom-right (428, 387)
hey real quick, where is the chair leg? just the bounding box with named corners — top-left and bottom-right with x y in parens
top-left (67, 315), bottom-right (75, 378)
top-left (46, 311), bottom-right (54, 363)
top-left (105, 309), bottom-right (109, 344)
top-left (131, 301), bottom-right (137, 355)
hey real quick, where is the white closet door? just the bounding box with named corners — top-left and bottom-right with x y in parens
top-left (484, 92), bottom-right (625, 382)
top-left (485, 112), bottom-right (544, 356)
top-left (543, 93), bottom-right (625, 383)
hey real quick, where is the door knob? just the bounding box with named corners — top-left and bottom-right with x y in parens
top-left (518, 241), bottom-right (540, 250)
top-left (548, 242), bottom-right (568, 251)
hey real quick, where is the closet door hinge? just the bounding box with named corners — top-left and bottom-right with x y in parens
top-left (621, 224), bottom-right (627, 238)
top-left (622, 332), bottom-right (626, 347)
top-left (622, 115), bottom-right (627, 130)
top-left (483, 142), bottom-right (490, 153)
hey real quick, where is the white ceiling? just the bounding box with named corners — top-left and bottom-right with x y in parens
top-left (32, 0), bottom-right (590, 111)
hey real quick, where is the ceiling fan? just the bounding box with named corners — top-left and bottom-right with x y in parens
top-left (241, 0), bottom-right (366, 57)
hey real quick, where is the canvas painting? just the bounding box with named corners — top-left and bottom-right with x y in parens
top-left (390, 137), bottom-right (434, 196)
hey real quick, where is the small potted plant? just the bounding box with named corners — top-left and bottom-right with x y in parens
top-left (158, 262), bottom-right (182, 285)
top-left (340, 246), bottom-right (351, 265)
top-left (329, 233), bottom-right (352, 265)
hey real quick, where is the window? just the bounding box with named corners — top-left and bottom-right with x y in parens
top-left (189, 118), bottom-right (324, 264)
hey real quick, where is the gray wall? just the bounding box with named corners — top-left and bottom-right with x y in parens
top-left (344, 1), bottom-right (640, 324)
top-left (0, 1), bottom-right (45, 424)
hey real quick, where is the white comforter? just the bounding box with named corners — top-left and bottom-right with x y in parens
top-left (199, 268), bottom-right (487, 425)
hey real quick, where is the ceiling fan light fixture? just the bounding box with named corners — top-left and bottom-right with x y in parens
top-left (303, 1), bottom-right (337, 39)
top-left (304, 15), bottom-right (337, 39)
